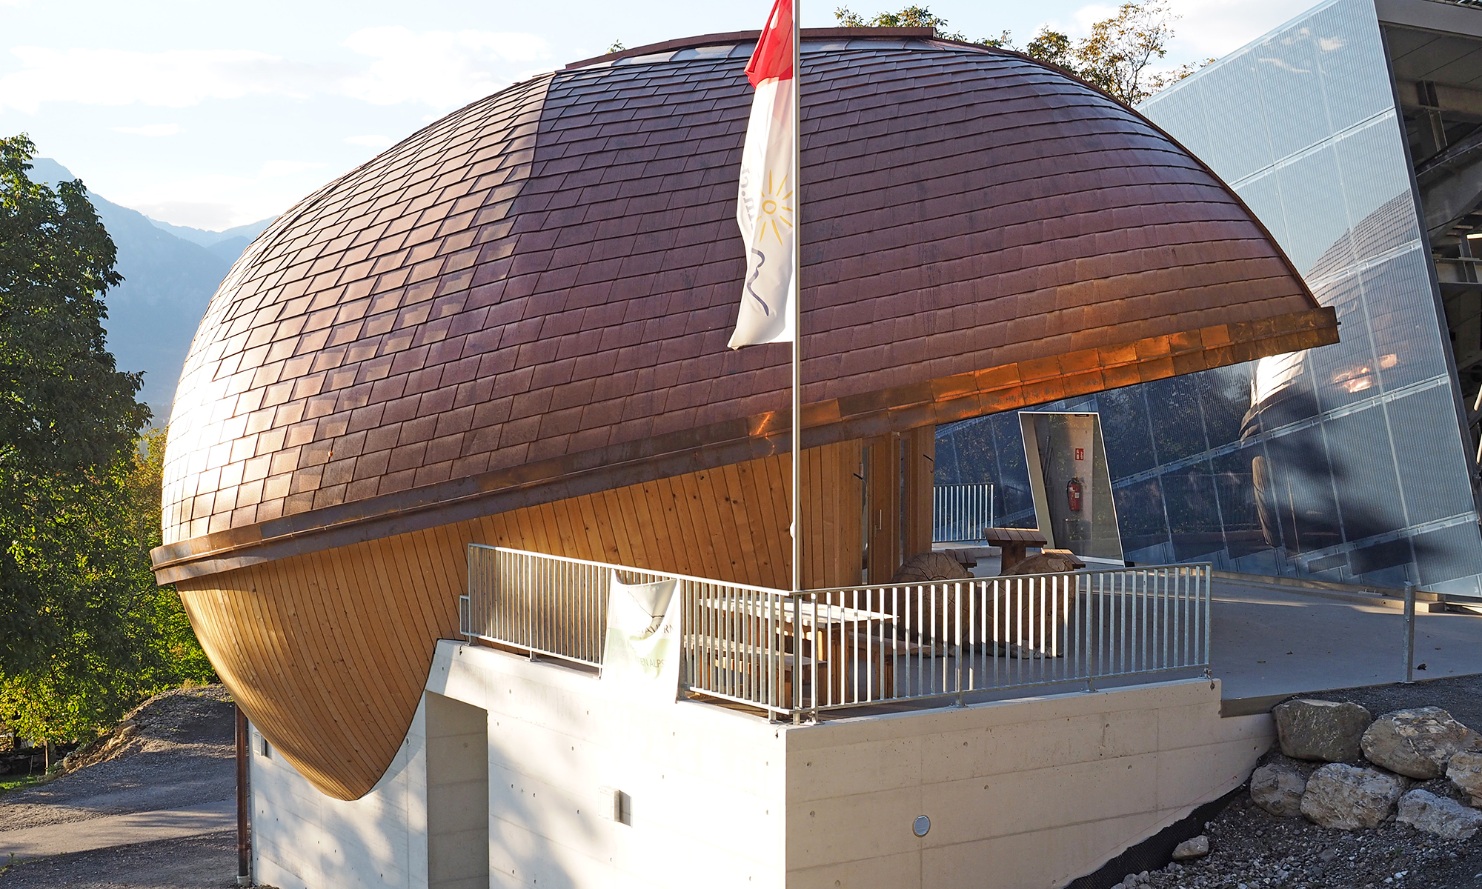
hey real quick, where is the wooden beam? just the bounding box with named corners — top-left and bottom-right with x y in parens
top-left (902, 425), bottom-right (936, 560)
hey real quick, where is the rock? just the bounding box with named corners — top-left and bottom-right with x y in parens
top-left (1171, 835), bottom-right (1210, 860)
top-left (1273, 698), bottom-right (1372, 762)
top-left (1396, 789), bottom-right (1482, 839)
top-left (1299, 763), bottom-right (1409, 829)
top-left (1251, 760), bottom-right (1307, 817)
top-left (1361, 708), bottom-right (1475, 779)
top-left (1449, 750), bottom-right (1482, 806)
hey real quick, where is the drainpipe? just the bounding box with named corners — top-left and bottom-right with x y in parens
top-left (236, 704), bottom-right (251, 887)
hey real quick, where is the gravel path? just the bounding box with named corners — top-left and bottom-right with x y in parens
top-left (0, 831), bottom-right (238, 889)
top-left (0, 686), bottom-right (237, 888)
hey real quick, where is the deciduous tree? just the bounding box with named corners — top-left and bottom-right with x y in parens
top-left (0, 135), bottom-right (210, 746)
top-left (834, 1), bottom-right (1204, 105)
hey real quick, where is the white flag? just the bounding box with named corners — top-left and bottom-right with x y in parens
top-left (729, 0), bottom-right (796, 349)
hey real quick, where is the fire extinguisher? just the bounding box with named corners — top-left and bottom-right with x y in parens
top-left (1066, 477), bottom-right (1084, 513)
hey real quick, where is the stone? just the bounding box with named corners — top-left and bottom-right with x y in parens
top-left (1447, 750), bottom-right (1482, 806)
top-left (1251, 760), bottom-right (1307, 817)
top-left (1172, 835), bottom-right (1210, 860)
top-left (1273, 698), bottom-right (1372, 762)
top-left (1396, 789), bottom-right (1482, 839)
top-left (1361, 708), bottom-right (1475, 779)
top-left (1299, 763), bottom-right (1409, 829)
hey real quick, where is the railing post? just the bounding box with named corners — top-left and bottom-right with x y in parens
top-left (1403, 581), bottom-right (1416, 684)
top-left (954, 580), bottom-right (965, 707)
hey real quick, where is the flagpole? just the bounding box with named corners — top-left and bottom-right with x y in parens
top-left (789, 0), bottom-right (802, 595)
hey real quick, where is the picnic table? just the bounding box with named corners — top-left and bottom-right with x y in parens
top-left (982, 527), bottom-right (1048, 574)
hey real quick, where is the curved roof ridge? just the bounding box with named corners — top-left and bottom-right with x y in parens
top-left (565, 26), bottom-right (946, 70)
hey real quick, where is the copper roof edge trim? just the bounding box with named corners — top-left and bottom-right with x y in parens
top-left (564, 27), bottom-right (939, 70)
top-left (152, 306), bottom-right (1337, 584)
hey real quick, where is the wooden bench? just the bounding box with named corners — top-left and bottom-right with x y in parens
top-left (982, 527), bottom-right (1048, 574)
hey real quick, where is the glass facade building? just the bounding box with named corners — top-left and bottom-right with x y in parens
top-left (937, 0), bottom-right (1482, 595)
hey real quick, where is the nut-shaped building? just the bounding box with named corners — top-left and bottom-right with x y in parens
top-left (153, 29), bottom-right (1336, 800)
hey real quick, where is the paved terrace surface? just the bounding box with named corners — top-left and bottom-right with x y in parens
top-left (944, 544), bottom-right (1482, 708)
top-left (1209, 574), bottom-right (1482, 708)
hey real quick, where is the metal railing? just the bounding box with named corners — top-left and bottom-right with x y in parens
top-left (933, 483), bottom-right (994, 542)
top-left (462, 545), bottom-right (1211, 720)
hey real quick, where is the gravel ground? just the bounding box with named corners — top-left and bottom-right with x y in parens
top-left (1113, 673), bottom-right (1482, 889)
top-left (0, 686), bottom-right (236, 888)
top-left (0, 831), bottom-right (238, 889)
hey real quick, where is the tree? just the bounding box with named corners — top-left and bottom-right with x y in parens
top-left (1073, 1), bottom-right (1185, 106)
top-left (1, 134), bottom-right (148, 673)
top-left (0, 136), bottom-right (208, 748)
top-left (0, 427), bottom-right (215, 749)
top-left (834, 2), bottom-right (1203, 105)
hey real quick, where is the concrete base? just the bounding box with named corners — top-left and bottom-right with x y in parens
top-left (248, 642), bottom-right (1270, 889)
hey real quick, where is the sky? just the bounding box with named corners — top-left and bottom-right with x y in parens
top-left (0, 0), bottom-right (1330, 232)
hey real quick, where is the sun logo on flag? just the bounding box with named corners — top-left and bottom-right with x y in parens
top-left (758, 169), bottom-right (794, 245)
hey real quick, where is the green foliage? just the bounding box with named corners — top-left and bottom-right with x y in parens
top-left (835, 1), bottom-right (1206, 105)
top-left (835, 4), bottom-right (1010, 47)
top-left (0, 135), bottom-right (211, 744)
top-left (0, 427), bottom-right (215, 744)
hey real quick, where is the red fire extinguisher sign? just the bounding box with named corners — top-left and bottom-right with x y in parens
top-left (1074, 447), bottom-right (1084, 461)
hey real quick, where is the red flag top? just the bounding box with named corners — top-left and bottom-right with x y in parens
top-left (745, 0), bottom-right (794, 86)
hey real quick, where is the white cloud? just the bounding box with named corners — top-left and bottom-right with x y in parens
top-left (345, 133), bottom-right (394, 148)
top-left (0, 47), bottom-right (312, 113)
top-left (111, 123), bottom-right (181, 137)
top-left (339, 26), bottom-right (550, 108)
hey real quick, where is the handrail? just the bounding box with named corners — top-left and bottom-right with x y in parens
top-left (462, 544), bottom-right (1212, 720)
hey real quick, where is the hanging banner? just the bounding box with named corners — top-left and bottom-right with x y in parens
top-left (601, 572), bottom-right (682, 700)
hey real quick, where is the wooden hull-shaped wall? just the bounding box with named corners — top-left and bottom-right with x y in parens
top-left (179, 442), bottom-right (862, 800)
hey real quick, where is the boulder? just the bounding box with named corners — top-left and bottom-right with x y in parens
top-left (1361, 708), bottom-right (1475, 779)
top-left (1273, 699), bottom-right (1371, 762)
top-left (1396, 789), bottom-right (1482, 840)
top-left (1299, 763), bottom-right (1409, 829)
top-left (1171, 835), bottom-right (1210, 861)
top-left (1251, 760), bottom-right (1307, 817)
top-left (1446, 750), bottom-right (1482, 806)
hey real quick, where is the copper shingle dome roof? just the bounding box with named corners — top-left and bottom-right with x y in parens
top-left (151, 31), bottom-right (1336, 799)
top-left (154, 29), bottom-right (1333, 579)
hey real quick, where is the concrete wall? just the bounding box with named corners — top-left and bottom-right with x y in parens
top-left (250, 704), bottom-right (428, 889)
top-left (427, 641), bottom-right (788, 889)
top-left (249, 649), bottom-right (1267, 889)
top-left (784, 679), bottom-right (1272, 889)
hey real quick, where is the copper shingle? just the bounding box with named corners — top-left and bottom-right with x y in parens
top-left (155, 31), bottom-right (1335, 577)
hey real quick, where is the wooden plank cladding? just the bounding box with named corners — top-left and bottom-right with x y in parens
top-left (178, 442), bottom-right (862, 800)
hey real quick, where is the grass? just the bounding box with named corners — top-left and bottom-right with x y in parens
top-left (0, 772), bottom-right (47, 795)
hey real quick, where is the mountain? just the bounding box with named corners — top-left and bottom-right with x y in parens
top-left (28, 159), bottom-right (274, 419)
top-left (148, 216), bottom-right (274, 251)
